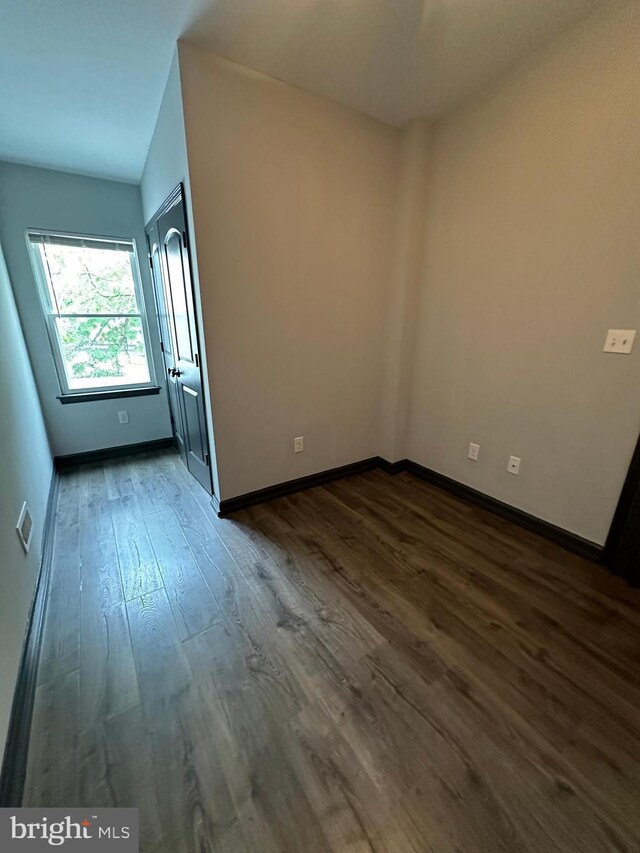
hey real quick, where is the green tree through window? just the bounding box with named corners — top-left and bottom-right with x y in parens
top-left (29, 232), bottom-right (153, 393)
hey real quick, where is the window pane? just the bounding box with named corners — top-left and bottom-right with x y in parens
top-left (39, 243), bottom-right (138, 315)
top-left (56, 316), bottom-right (150, 389)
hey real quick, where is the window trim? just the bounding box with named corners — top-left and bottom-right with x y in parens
top-left (26, 229), bottom-right (157, 397)
top-left (57, 386), bottom-right (161, 405)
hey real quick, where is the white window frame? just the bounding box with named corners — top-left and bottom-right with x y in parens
top-left (26, 229), bottom-right (157, 396)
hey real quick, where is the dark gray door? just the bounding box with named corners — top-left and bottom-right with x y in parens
top-left (146, 188), bottom-right (212, 493)
top-left (146, 220), bottom-right (187, 468)
top-left (606, 432), bottom-right (640, 585)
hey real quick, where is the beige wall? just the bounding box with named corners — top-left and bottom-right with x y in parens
top-left (160, 0), bottom-right (637, 543)
top-left (178, 44), bottom-right (400, 499)
top-left (380, 118), bottom-right (432, 463)
top-left (406, 0), bottom-right (640, 544)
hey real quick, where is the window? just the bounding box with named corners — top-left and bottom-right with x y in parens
top-left (28, 231), bottom-right (155, 396)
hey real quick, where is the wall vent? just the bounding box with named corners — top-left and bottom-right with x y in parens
top-left (16, 502), bottom-right (33, 553)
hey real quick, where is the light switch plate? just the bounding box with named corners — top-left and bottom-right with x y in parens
top-left (603, 329), bottom-right (636, 354)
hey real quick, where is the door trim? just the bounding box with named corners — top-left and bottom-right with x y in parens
top-left (147, 183), bottom-right (184, 226)
top-left (602, 430), bottom-right (640, 575)
top-left (145, 184), bottom-right (213, 495)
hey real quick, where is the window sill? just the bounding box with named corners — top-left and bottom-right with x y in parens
top-left (58, 386), bottom-right (161, 405)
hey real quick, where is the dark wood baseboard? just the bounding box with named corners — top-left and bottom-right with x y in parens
top-left (404, 460), bottom-right (603, 562)
top-left (0, 468), bottom-right (59, 806)
top-left (218, 455), bottom-right (602, 562)
top-left (54, 437), bottom-right (174, 469)
top-left (376, 457), bottom-right (406, 475)
top-left (218, 457), bottom-right (381, 516)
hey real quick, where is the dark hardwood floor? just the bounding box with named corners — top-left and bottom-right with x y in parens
top-left (24, 450), bottom-right (640, 852)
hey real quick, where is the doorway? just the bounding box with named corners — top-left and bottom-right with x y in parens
top-left (146, 185), bottom-right (212, 494)
top-left (604, 433), bottom-right (640, 586)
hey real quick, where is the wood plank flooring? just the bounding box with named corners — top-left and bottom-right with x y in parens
top-left (23, 450), bottom-right (640, 852)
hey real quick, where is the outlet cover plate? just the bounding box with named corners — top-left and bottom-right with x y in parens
top-left (603, 329), bottom-right (636, 354)
top-left (507, 456), bottom-right (521, 475)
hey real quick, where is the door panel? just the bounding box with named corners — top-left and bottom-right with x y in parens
top-left (150, 240), bottom-right (172, 359)
top-left (146, 231), bottom-right (188, 466)
top-left (164, 229), bottom-right (194, 363)
top-left (146, 188), bottom-right (212, 493)
top-left (181, 385), bottom-right (206, 462)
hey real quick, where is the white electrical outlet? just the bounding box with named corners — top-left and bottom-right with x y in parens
top-left (507, 455), bottom-right (521, 475)
top-left (294, 436), bottom-right (304, 453)
top-left (118, 410), bottom-right (129, 424)
top-left (603, 329), bottom-right (636, 354)
top-left (468, 442), bottom-right (480, 461)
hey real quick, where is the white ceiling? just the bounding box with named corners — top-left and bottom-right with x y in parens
top-left (0, 0), bottom-right (600, 183)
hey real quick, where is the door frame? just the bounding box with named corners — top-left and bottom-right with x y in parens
top-left (602, 430), bottom-right (640, 584)
top-left (145, 183), bottom-right (213, 494)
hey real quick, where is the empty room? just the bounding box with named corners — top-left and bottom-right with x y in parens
top-left (1, 0), bottom-right (639, 850)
